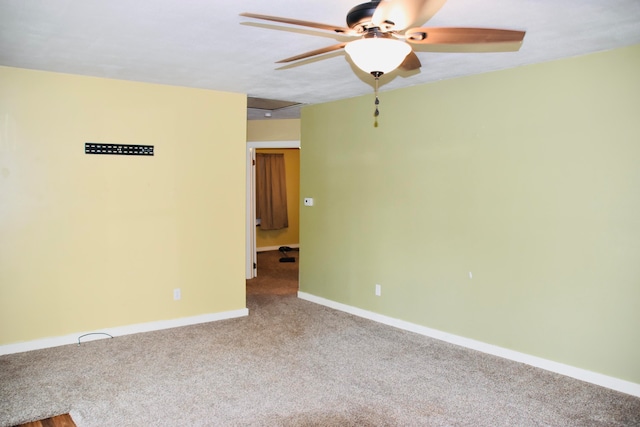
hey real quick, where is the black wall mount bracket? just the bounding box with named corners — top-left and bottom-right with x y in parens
top-left (85, 143), bottom-right (154, 156)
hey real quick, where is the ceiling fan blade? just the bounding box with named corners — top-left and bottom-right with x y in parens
top-left (240, 13), bottom-right (354, 35)
top-left (405, 27), bottom-right (526, 51)
top-left (276, 43), bottom-right (347, 63)
top-left (399, 51), bottom-right (422, 70)
top-left (372, 0), bottom-right (448, 31)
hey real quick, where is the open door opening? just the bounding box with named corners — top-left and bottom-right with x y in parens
top-left (246, 141), bottom-right (300, 279)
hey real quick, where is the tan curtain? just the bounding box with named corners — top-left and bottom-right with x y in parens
top-left (256, 153), bottom-right (288, 230)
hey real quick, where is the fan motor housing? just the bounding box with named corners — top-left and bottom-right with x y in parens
top-left (346, 0), bottom-right (381, 30)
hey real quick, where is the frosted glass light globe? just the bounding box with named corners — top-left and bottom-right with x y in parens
top-left (345, 38), bottom-right (411, 74)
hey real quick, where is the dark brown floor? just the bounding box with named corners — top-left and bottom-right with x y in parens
top-left (15, 414), bottom-right (76, 427)
top-left (246, 249), bottom-right (299, 295)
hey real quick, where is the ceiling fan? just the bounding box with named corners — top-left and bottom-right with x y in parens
top-left (241, 0), bottom-right (525, 115)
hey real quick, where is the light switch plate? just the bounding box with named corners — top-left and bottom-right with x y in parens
top-left (304, 198), bottom-right (314, 206)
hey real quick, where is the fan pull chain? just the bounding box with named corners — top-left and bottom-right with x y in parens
top-left (374, 77), bottom-right (380, 117)
top-left (372, 71), bottom-right (383, 118)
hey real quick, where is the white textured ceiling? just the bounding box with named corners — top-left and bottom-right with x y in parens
top-left (1, 0), bottom-right (640, 120)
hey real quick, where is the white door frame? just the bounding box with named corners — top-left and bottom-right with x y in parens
top-left (246, 140), bottom-right (300, 279)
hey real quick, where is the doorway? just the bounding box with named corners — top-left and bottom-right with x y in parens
top-left (246, 140), bottom-right (300, 279)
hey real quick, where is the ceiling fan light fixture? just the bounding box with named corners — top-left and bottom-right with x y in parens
top-left (345, 37), bottom-right (411, 74)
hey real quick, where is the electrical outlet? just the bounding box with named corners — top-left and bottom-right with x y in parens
top-left (375, 284), bottom-right (381, 296)
top-left (173, 288), bottom-right (181, 300)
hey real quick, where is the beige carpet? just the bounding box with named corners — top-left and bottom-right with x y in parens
top-left (246, 249), bottom-right (299, 296)
top-left (1, 250), bottom-right (639, 426)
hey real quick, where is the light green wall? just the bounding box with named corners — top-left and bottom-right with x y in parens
top-left (300, 44), bottom-right (640, 384)
top-left (0, 67), bottom-right (247, 345)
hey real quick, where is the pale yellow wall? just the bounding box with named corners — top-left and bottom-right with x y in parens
top-left (0, 67), bottom-right (247, 345)
top-left (300, 44), bottom-right (640, 384)
top-left (255, 148), bottom-right (300, 249)
top-left (247, 119), bottom-right (300, 142)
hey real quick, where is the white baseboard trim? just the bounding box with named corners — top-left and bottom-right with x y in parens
top-left (297, 291), bottom-right (640, 398)
top-left (0, 308), bottom-right (249, 356)
top-left (257, 244), bottom-right (299, 253)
